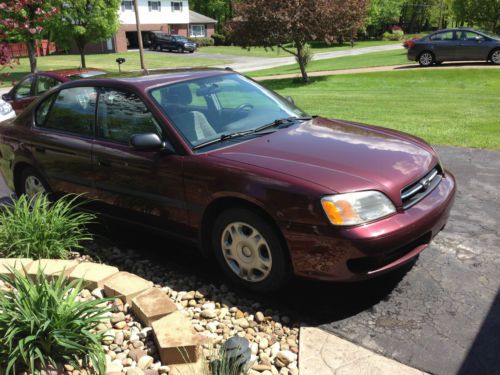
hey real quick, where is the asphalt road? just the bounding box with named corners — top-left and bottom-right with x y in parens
top-left (0, 145), bottom-right (498, 375)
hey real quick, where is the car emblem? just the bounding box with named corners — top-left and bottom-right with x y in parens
top-left (422, 179), bottom-right (431, 189)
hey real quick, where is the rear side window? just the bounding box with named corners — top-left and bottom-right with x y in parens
top-left (35, 76), bottom-right (60, 95)
top-left (38, 87), bottom-right (97, 136)
top-left (430, 31), bottom-right (455, 41)
top-left (97, 89), bottom-right (164, 144)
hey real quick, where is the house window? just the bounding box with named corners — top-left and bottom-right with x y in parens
top-left (190, 24), bottom-right (206, 37)
top-left (121, 1), bottom-right (134, 11)
top-left (171, 1), bottom-right (182, 11)
top-left (148, 1), bottom-right (161, 11)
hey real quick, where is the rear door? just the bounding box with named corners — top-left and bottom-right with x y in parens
top-left (30, 86), bottom-right (97, 195)
top-left (91, 87), bottom-right (189, 233)
top-left (429, 31), bottom-right (457, 61)
top-left (456, 31), bottom-right (490, 60)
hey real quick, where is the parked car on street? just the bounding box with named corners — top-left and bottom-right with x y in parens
top-left (0, 69), bottom-right (456, 292)
top-left (0, 99), bottom-right (15, 123)
top-left (1, 68), bottom-right (106, 114)
top-left (149, 32), bottom-right (197, 53)
top-left (407, 27), bottom-right (500, 66)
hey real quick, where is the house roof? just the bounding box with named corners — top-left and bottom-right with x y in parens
top-left (189, 10), bottom-right (217, 24)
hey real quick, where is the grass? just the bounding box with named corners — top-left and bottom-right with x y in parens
top-left (0, 51), bottom-right (229, 87)
top-left (261, 69), bottom-right (500, 150)
top-left (248, 49), bottom-right (411, 77)
top-left (198, 39), bottom-right (404, 58)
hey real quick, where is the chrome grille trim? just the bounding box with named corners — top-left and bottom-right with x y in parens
top-left (401, 167), bottom-right (442, 209)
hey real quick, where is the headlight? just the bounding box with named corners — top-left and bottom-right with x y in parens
top-left (0, 101), bottom-right (13, 116)
top-left (321, 191), bottom-right (396, 226)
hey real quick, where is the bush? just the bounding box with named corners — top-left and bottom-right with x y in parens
top-left (0, 268), bottom-right (111, 374)
top-left (383, 29), bottom-right (405, 41)
top-left (0, 194), bottom-right (95, 259)
top-left (211, 33), bottom-right (226, 46)
top-left (188, 37), bottom-right (214, 47)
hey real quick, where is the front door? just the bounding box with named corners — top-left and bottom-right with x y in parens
top-left (30, 86), bottom-right (96, 195)
top-left (9, 75), bottom-right (36, 114)
top-left (91, 87), bottom-right (189, 233)
top-left (429, 31), bottom-right (458, 61)
top-left (456, 31), bottom-right (490, 60)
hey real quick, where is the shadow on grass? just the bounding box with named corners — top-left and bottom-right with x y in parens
top-left (261, 75), bottom-right (331, 91)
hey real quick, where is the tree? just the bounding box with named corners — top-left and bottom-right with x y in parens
top-left (0, 0), bottom-right (57, 73)
top-left (366, 0), bottom-right (405, 36)
top-left (228, 0), bottom-right (369, 82)
top-left (452, 0), bottom-right (500, 32)
top-left (190, 0), bottom-right (233, 32)
top-left (49, 0), bottom-right (121, 68)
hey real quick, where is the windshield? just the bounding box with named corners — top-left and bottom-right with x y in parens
top-left (150, 73), bottom-right (308, 148)
top-left (175, 36), bottom-right (188, 42)
top-left (477, 30), bottom-right (500, 39)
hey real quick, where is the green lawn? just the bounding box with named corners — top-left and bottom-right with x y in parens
top-left (260, 69), bottom-right (500, 150)
top-left (0, 51), bottom-right (229, 87)
top-left (198, 39), bottom-right (404, 58)
top-left (248, 49), bottom-right (412, 77)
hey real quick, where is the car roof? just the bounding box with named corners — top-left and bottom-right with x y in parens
top-left (68, 68), bottom-right (235, 92)
top-left (39, 68), bottom-right (106, 80)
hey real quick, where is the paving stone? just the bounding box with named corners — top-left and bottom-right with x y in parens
top-left (69, 262), bottom-right (119, 289)
top-left (103, 271), bottom-right (153, 304)
top-left (132, 288), bottom-right (177, 327)
top-left (152, 311), bottom-right (202, 365)
top-left (299, 327), bottom-right (427, 375)
top-left (25, 259), bottom-right (78, 280)
top-left (0, 258), bottom-right (33, 278)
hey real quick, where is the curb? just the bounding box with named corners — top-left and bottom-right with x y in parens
top-left (0, 258), bottom-right (205, 372)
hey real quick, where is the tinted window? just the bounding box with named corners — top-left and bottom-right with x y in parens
top-left (35, 94), bottom-right (56, 126)
top-left (430, 31), bottom-right (455, 41)
top-left (97, 89), bottom-right (164, 144)
top-left (458, 31), bottom-right (484, 41)
top-left (14, 76), bottom-right (33, 99)
top-left (35, 76), bottom-right (60, 95)
top-left (41, 87), bottom-right (97, 136)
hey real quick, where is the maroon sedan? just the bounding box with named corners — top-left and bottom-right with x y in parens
top-left (0, 70), bottom-right (455, 291)
top-left (1, 68), bottom-right (106, 114)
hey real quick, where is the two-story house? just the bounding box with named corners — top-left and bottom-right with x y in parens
top-left (85, 0), bottom-right (216, 53)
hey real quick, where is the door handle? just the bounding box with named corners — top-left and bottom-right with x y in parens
top-left (97, 158), bottom-right (112, 167)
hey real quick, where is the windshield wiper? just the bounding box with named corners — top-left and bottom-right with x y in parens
top-left (192, 116), bottom-right (313, 151)
top-left (254, 116), bottom-right (313, 133)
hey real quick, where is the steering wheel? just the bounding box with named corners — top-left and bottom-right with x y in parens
top-left (230, 103), bottom-right (254, 122)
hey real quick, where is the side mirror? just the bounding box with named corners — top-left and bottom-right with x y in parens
top-left (130, 133), bottom-right (163, 151)
top-left (285, 96), bottom-right (295, 104)
top-left (475, 36), bottom-right (483, 42)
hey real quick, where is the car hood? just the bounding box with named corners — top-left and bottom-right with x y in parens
top-left (210, 117), bottom-right (438, 205)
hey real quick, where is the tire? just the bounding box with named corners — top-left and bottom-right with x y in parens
top-left (490, 49), bottom-right (500, 65)
top-left (189, 50), bottom-right (194, 54)
top-left (212, 208), bottom-right (292, 292)
top-left (19, 166), bottom-right (51, 199)
top-left (418, 51), bottom-right (434, 67)
top-left (177, 46), bottom-right (183, 53)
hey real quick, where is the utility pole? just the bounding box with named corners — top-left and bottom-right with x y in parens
top-left (133, 0), bottom-right (147, 72)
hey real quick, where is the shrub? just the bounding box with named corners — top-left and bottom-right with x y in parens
top-left (211, 33), bottom-right (226, 46)
top-left (383, 29), bottom-right (405, 41)
top-left (188, 37), bottom-right (214, 46)
top-left (0, 194), bottom-right (95, 259)
top-left (0, 268), bottom-right (111, 374)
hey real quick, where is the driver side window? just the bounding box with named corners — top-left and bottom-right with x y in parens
top-left (97, 89), bottom-right (164, 144)
top-left (14, 76), bottom-right (34, 99)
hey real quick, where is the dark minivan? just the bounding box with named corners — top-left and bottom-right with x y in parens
top-left (149, 32), bottom-right (196, 53)
top-left (408, 27), bottom-right (500, 66)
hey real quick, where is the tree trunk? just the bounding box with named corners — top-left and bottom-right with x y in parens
top-left (26, 39), bottom-right (37, 73)
top-left (76, 38), bottom-right (87, 68)
top-left (295, 42), bottom-right (309, 83)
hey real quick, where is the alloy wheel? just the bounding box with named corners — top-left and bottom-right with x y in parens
top-left (221, 222), bottom-right (273, 283)
top-left (492, 50), bottom-right (500, 65)
top-left (419, 52), bottom-right (433, 66)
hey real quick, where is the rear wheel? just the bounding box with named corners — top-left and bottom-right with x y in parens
top-left (212, 208), bottom-right (291, 292)
top-left (19, 166), bottom-right (50, 199)
top-left (490, 49), bottom-right (500, 65)
top-left (418, 51), bottom-right (434, 67)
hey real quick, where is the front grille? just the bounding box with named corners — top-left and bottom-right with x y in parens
top-left (401, 166), bottom-right (442, 209)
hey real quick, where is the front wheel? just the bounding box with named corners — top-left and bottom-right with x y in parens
top-left (212, 208), bottom-right (292, 292)
top-left (490, 49), bottom-right (500, 65)
top-left (177, 46), bottom-right (183, 53)
top-left (19, 166), bottom-right (51, 199)
top-left (418, 52), bottom-right (434, 67)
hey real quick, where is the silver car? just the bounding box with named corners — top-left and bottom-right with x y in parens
top-left (407, 28), bottom-right (500, 66)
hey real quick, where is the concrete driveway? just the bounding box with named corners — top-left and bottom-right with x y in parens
top-left (0, 145), bottom-right (498, 375)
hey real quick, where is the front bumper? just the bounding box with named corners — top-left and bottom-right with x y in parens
top-left (283, 171), bottom-right (456, 281)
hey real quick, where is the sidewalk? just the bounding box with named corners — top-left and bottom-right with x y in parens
top-left (299, 327), bottom-right (428, 375)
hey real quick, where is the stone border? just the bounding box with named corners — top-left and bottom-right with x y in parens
top-left (0, 258), bottom-right (205, 373)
